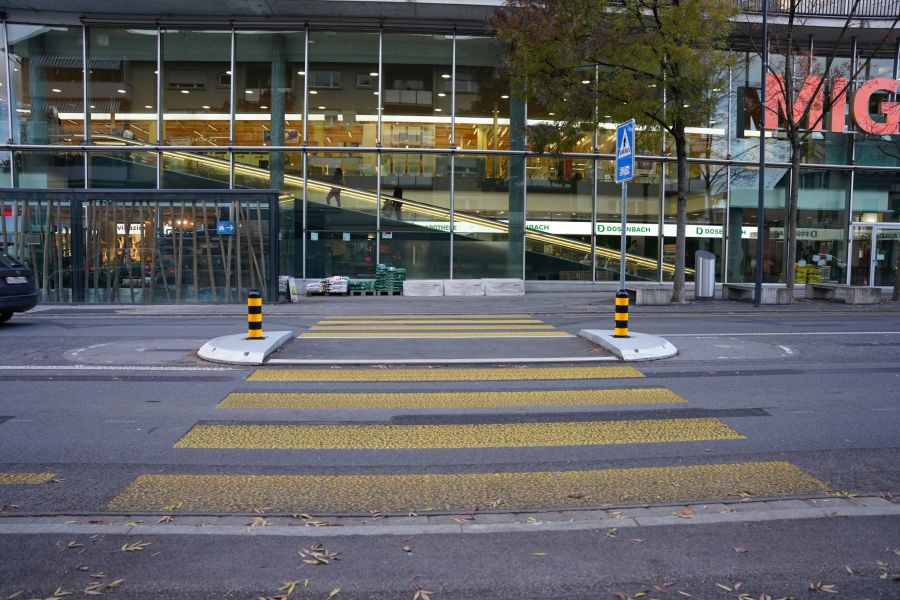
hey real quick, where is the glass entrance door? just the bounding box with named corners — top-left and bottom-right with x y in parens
top-left (873, 228), bottom-right (900, 287)
top-left (850, 223), bottom-right (900, 287)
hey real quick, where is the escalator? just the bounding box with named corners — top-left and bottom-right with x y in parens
top-left (93, 135), bottom-right (690, 280)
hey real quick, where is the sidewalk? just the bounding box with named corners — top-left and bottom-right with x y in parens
top-left (26, 291), bottom-right (900, 317)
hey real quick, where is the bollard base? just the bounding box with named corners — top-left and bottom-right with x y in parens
top-left (579, 330), bottom-right (677, 362)
top-left (199, 331), bottom-right (294, 365)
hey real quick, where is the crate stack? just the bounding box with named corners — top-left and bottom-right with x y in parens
top-left (375, 264), bottom-right (406, 294)
top-left (322, 275), bottom-right (349, 294)
top-left (349, 279), bottom-right (375, 293)
top-left (795, 263), bottom-right (822, 284)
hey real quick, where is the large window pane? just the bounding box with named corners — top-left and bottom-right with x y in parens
top-left (453, 153), bottom-right (522, 278)
top-left (596, 160), bottom-right (661, 281)
top-left (382, 33), bottom-right (453, 149)
top-left (8, 25), bottom-right (84, 145)
top-left (455, 37), bottom-right (511, 152)
top-left (306, 151), bottom-right (378, 223)
top-left (235, 31), bottom-right (305, 152)
top-left (89, 28), bottom-right (158, 145)
top-left (525, 156), bottom-right (593, 280)
top-left (89, 150), bottom-right (157, 188)
top-left (380, 152), bottom-right (451, 279)
top-left (162, 29), bottom-right (231, 146)
top-left (662, 163), bottom-right (727, 282)
top-left (161, 151), bottom-right (230, 189)
top-left (14, 150), bottom-right (84, 188)
top-left (726, 165), bottom-right (787, 283)
top-left (306, 31), bottom-right (379, 147)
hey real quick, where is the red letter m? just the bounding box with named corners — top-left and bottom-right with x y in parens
top-left (764, 74), bottom-right (825, 131)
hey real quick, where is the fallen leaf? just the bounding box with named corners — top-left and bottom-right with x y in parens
top-left (808, 581), bottom-right (838, 593)
top-left (677, 592), bottom-right (693, 597)
top-left (734, 546), bottom-right (748, 554)
top-left (679, 507), bottom-right (694, 519)
top-left (715, 583), bottom-right (732, 592)
top-left (845, 565), bottom-right (854, 576)
top-left (630, 538), bottom-right (644, 544)
top-left (50, 588), bottom-right (71, 598)
top-left (328, 588), bottom-right (341, 598)
top-left (67, 541), bottom-right (84, 549)
top-left (158, 516), bottom-right (174, 524)
top-left (279, 580), bottom-right (301, 595)
top-left (121, 541), bottom-right (151, 552)
top-left (606, 528), bottom-right (618, 538)
top-left (298, 544), bottom-right (340, 565)
top-left (413, 589), bottom-right (433, 600)
top-left (530, 552), bottom-right (547, 556)
top-left (118, 520), bottom-right (143, 527)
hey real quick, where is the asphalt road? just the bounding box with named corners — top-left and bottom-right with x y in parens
top-left (0, 307), bottom-right (898, 599)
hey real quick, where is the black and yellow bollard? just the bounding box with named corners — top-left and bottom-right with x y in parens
top-left (614, 290), bottom-right (629, 338)
top-left (247, 290), bottom-right (263, 339)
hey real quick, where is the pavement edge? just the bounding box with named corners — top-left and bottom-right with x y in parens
top-left (579, 329), bottom-right (678, 362)
top-left (197, 330), bottom-right (294, 366)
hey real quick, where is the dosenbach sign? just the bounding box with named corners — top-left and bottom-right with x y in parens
top-left (765, 75), bottom-right (899, 135)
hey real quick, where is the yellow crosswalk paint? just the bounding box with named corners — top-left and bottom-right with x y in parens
top-left (247, 366), bottom-right (643, 382)
top-left (299, 331), bottom-right (572, 338)
top-left (318, 319), bottom-right (544, 325)
top-left (219, 388), bottom-right (685, 410)
top-left (0, 472), bottom-right (55, 484)
top-left (174, 418), bottom-right (742, 449)
top-left (308, 324), bottom-right (557, 331)
top-left (107, 461), bottom-right (826, 513)
top-left (317, 314), bottom-right (534, 320)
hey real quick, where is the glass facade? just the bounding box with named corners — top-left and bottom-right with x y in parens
top-left (0, 22), bottom-right (898, 302)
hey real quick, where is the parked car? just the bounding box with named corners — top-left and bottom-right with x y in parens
top-left (0, 251), bottom-right (38, 323)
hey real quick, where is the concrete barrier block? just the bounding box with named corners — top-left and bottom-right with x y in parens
top-left (483, 278), bottom-right (525, 296)
top-left (845, 286), bottom-right (882, 304)
top-left (402, 280), bottom-right (444, 297)
top-left (443, 279), bottom-right (485, 296)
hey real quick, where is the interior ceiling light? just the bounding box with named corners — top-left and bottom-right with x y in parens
top-left (117, 89), bottom-right (127, 94)
top-left (441, 74), bottom-right (451, 79)
top-left (438, 92), bottom-right (446, 97)
top-left (181, 90), bottom-right (190, 94)
top-left (51, 88), bottom-right (62, 93)
top-left (297, 71), bottom-right (305, 75)
top-left (317, 105), bottom-right (325, 110)
top-left (202, 105), bottom-right (211, 109)
top-left (145, 105), bottom-right (153, 109)
top-left (581, 79), bottom-right (591, 84)
top-left (260, 105), bottom-right (268, 109)
top-left (370, 72), bottom-right (378, 77)
top-left (309, 90), bottom-right (318, 95)
top-left (501, 95), bottom-right (509, 99)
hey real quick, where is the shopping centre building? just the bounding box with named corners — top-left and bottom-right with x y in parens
top-left (0, 0), bottom-right (897, 303)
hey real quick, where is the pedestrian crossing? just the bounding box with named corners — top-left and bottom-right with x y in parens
top-left (247, 365), bottom-right (643, 382)
top-left (298, 313), bottom-right (573, 338)
top-left (107, 364), bottom-right (829, 515)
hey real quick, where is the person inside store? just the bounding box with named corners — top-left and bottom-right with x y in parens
top-left (391, 180), bottom-right (403, 220)
top-left (326, 167), bottom-right (344, 207)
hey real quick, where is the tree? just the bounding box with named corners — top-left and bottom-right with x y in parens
top-left (742, 0), bottom-right (899, 301)
top-left (491, 0), bottom-right (738, 302)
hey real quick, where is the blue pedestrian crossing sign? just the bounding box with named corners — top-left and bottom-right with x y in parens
top-left (615, 119), bottom-right (635, 183)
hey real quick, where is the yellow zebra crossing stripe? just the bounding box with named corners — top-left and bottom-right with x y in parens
top-left (308, 324), bottom-right (558, 330)
top-left (174, 418), bottom-right (741, 449)
top-left (107, 461), bottom-right (826, 513)
top-left (301, 313), bottom-right (570, 338)
top-left (299, 331), bottom-right (571, 338)
top-left (0, 472), bottom-right (55, 484)
top-left (219, 388), bottom-right (685, 410)
top-left (247, 366), bottom-right (643, 382)
top-left (317, 314), bottom-right (534, 320)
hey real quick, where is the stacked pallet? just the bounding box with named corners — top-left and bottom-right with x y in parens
top-left (375, 264), bottom-right (406, 293)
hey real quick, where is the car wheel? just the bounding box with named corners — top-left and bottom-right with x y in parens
top-left (0, 312), bottom-right (12, 324)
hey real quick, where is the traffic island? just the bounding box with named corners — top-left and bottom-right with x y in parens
top-left (579, 330), bottom-right (677, 362)
top-left (198, 331), bottom-right (294, 365)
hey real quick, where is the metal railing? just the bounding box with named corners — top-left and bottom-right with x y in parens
top-left (740, 0), bottom-right (900, 17)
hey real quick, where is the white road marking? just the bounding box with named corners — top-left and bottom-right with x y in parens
top-left (0, 365), bottom-right (237, 371)
top-left (670, 331), bottom-right (900, 337)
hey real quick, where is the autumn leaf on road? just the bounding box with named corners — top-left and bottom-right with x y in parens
top-left (328, 588), bottom-right (341, 598)
top-left (808, 581), bottom-right (838, 593)
top-left (299, 544), bottom-right (340, 565)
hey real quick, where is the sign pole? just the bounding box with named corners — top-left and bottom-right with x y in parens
top-left (619, 181), bottom-right (627, 289)
top-left (614, 119), bottom-right (635, 338)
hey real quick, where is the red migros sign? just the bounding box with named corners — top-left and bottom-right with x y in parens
top-left (765, 75), bottom-right (899, 135)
